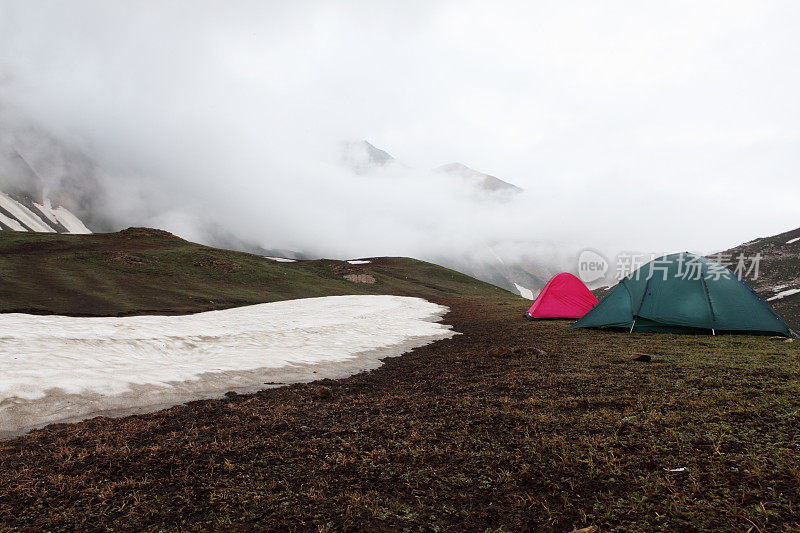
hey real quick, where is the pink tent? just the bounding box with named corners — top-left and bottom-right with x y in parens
top-left (525, 273), bottom-right (598, 319)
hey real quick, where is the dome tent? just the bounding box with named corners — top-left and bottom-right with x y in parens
top-left (571, 252), bottom-right (797, 337)
top-left (525, 273), bottom-right (598, 319)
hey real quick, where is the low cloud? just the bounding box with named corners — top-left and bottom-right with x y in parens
top-left (0, 1), bottom-right (798, 270)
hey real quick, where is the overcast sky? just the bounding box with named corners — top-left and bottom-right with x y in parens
top-left (0, 1), bottom-right (798, 262)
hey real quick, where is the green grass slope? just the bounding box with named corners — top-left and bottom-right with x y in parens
top-left (0, 228), bottom-right (512, 316)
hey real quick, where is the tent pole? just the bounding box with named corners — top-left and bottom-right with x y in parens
top-left (630, 279), bottom-right (650, 335)
top-left (700, 276), bottom-right (717, 338)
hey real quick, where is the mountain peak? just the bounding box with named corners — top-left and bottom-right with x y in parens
top-left (436, 162), bottom-right (522, 193)
top-left (341, 140), bottom-right (395, 174)
top-left (340, 141), bottom-right (523, 194)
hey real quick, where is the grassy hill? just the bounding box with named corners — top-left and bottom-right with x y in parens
top-left (0, 228), bottom-right (511, 316)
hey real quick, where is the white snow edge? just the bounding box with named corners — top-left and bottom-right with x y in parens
top-left (514, 283), bottom-right (535, 300)
top-left (0, 211), bottom-right (26, 231)
top-left (768, 288), bottom-right (800, 301)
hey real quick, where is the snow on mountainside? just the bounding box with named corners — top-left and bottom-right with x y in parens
top-left (0, 191), bottom-right (91, 234)
top-left (0, 115), bottom-right (104, 234)
top-left (722, 227), bottom-right (800, 293)
top-left (718, 226), bottom-right (800, 330)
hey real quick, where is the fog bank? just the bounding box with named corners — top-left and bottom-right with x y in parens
top-left (1, 1), bottom-right (798, 268)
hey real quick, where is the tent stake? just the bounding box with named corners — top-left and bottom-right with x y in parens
top-left (712, 328), bottom-right (716, 336)
top-left (629, 318), bottom-right (636, 334)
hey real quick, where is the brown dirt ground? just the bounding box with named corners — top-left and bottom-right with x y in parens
top-left (0, 296), bottom-right (798, 531)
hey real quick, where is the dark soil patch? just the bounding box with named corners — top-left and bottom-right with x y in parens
top-left (104, 251), bottom-right (148, 265)
top-left (344, 273), bottom-right (376, 284)
top-left (192, 255), bottom-right (242, 273)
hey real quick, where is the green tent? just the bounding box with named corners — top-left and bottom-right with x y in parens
top-left (571, 252), bottom-right (797, 337)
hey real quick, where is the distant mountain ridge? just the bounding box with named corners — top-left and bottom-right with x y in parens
top-left (435, 162), bottom-right (522, 193)
top-left (341, 140), bottom-right (522, 194)
top-left (1, 121), bottom-right (540, 298)
top-left (340, 140), bottom-right (396, 174)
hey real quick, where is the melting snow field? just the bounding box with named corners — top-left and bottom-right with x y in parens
top-left (264, 256), bottom-right (297, 262)
top-left (0, 295), bottom-right (455, 437)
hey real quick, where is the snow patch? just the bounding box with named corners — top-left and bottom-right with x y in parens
top-left (787, 237), bottom-right (800, 244)
top-left (33, 198), bottom-right (92, 234)
top-left (767, 288), bottom-right (800, 301)
top-left (32, 198), bottom-right (59, 226)
top-left (0, 211), bottom-right (27, 231)
top-left (0, 192), bottom-right (55, 232)
top-left (347, 260), bottom-right (371, 265)
top-left (514, 283), bottom-right (535, 300)
top-left (53, 205), bottom-right (91, 234)
top-left (0, 295), bottom-right (454, 436)
top-left (264, 256), bottom-right (296, 262)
